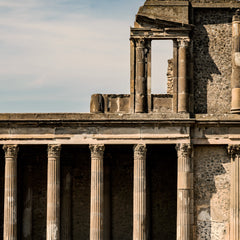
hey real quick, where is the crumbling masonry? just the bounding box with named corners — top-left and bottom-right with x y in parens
top-left (2, 0), bottom-right (240, 239)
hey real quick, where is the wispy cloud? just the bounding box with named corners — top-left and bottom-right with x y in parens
top-left (0, 0), bottom-right (145, 112)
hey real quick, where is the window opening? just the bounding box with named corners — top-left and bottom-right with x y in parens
top-left (151, 40), bottom-right (173, 94)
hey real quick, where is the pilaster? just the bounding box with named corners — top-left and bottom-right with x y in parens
top-left (228, 144), bottom-right (240, 239)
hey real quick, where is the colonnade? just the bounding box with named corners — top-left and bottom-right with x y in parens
top-left (2, 143), bottom-right (193, 240)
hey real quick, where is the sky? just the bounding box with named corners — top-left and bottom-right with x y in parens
top-left (0, 0), bottom-right (172, 113)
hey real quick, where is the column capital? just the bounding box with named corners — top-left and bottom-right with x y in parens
top-left (134, 144), bottom-right (147, 155)
top-left (176, 143), bottom-right (192, 158)
top-left (3, 144), bottom-right (19, 159)
top-left (135, 38), bottom-right (146, 48)
top-left (89, 144), bottom-right (105, 159)
top-left (48, 144), bottom-right (61, 158)
top-left (177, 39), bottom-right (190, 48)
top-left (228, 144), bottom-right (240, 157)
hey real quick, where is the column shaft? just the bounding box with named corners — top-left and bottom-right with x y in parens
top-left (135, 39), bottom-right (147, 113)
top-left (47, 144), bottom-right (61, 240)
top-left (228, 145), bottom-right (240, 239)
top-left (22, 166), bottom-right (33, 240)
top-left (176, 143), bottom-right (193, 240)
top-left (133, 144), bottom-right (147, 240)
top-left (90, 144), bottom-right (105, 240)
top-left (3, 145), bottom-right (19, 240)
top-left (178, 40), bottom-right (189, 113)
top-left (231, 11), bottom-right (240, 113)
top-left (61, 167), bottom-right (72, 240)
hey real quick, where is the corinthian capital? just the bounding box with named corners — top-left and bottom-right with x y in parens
top-left (135, 38), bottom-right (146, 48)
top-left (134, 144), bottom-right (147, 157)
top-left (177, 39), bottom-right (190, 48)
top-left (89, 144), bottom-right (105, 159)
top-left (176, 143), bottom-right (192, 158)
top-left (48, 144), bottom-right (61, 158)
top-left (228, 144), bottom-right (240, 157)
top-left (3, 144), bottom-right (19, 159)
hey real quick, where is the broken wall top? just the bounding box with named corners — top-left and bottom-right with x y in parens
top-left (137, 0), bottom-right (240, 26)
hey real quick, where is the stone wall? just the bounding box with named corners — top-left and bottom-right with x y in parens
top-left (193, 9), bottom-right (232, 114)
top-left (194, 146), bottom-right (231, 240)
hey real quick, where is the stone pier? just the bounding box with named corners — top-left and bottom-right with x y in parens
top-left (176, 143), bottom-right (193, 240)
top-left (46, 144), bottom-right (61, 240)
top-left (90, 144), bottom-right (105, 240)
top-left (133, 144), bottom-right (147, 240)
top-left (228, 145), bottom-right (240, 240)
top-left (3, 144), bottom-right (19, 240)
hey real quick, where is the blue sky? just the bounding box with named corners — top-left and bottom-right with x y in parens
top-left (0, 0), bottom-right (172, 113)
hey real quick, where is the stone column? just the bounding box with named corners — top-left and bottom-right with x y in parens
top-left (22, 165), bottom-right (33, 240)
top-left (47, 144), bottom-right (61, 240)
top-left (133, 144), bottom-right (147, 240)
top-left (176, 143), bottom-right (193, 240)
top-left (3, 144), bottom-right (19, 240)
top-left (89, 144), bottom-right (105, 240)
top-left (61, 167), bottom-right (72, 240)
top-left (178, 39), bottom-right (189, 113)
top-left (228, 144), bottom-right (240, 239)
top-left (135, 38), bottom-right (147, 113)
top-left (231, 10), bottom-right (240, 113)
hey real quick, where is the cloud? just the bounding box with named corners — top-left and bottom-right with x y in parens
top-left (0, 0), bottom-right (145, 112)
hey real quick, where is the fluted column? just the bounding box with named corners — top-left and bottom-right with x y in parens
top-left (133, 144), bottom-right (147, 240)
top-left (47, 144), bottom-right (61, 240)
top-left (22, 165), bottom-right (33, 240)
top-left (228, 145), bottom-right (240, 240)
top-left (135, 38), bottom-right (147, 113)
top-left (89, 144), bottom-right (105, 240)
top-left (178, 39), bottom-right (189, 113)
top-left (176, 143), bottom-right (193, 240)
top-left (61, 167), bottom-right (72, 240)
top-left (231, 10), bottom-right (240, 113)
top-left (3, 144), bottom-right (19, 240)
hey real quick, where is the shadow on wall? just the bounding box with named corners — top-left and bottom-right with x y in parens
top-left (194, 146), bottom-right (231, 239)
top-left (193, 9), bottom-right (233, 114)
top-left (193, 25), bottom-right (221, 114)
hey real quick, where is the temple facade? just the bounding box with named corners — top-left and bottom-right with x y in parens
top-left (2, 0), bottom-right (240, 239)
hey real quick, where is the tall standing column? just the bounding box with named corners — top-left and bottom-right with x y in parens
top-left (47, 144), bottom-right (61, 240)
top-left (89, 144), bottom-right (105, 240)
top-left (61, 166), bottom-right (72, 240)
top-left (133, 144), bottom-right (147, 240)
top-left (228, 145), bottom-right (240, 240)
top-left (176, 143), bottom-right (193, 240)
top-left (135, 38), bottom-right (147, 113)
top-left (231, 10), bottom-right (240, 113)
top-left (22, 165), bottom-right (33, 240)
top-left (3, 144), bottom-right (19, 240)
top-left (178, 39), bottom-right (189, 113)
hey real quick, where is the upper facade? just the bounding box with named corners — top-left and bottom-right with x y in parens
top-left (90, 0), bottom-right (240, 115)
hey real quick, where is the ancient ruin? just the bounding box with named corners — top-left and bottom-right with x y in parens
top-left (2, 0), bottom-right (240, 239)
